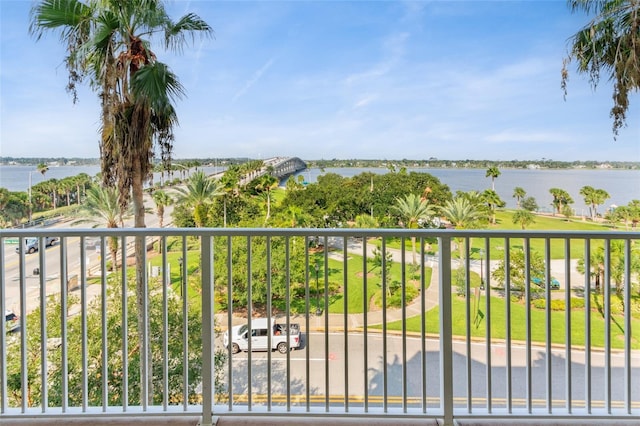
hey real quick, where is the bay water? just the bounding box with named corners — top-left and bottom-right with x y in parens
top-left (2, 164), bottom-right (639, 214)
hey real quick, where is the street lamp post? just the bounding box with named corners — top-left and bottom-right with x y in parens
top-left (479, 249), bottom-right (485, 291)
top-left (314, 261), bottom-right (322, 316)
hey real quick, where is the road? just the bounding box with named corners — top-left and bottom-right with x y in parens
top-left (225, 331), bottom-right (640, 410)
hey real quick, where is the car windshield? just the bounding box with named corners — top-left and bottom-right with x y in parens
top-left (238, 325), bottom-right (247, 335)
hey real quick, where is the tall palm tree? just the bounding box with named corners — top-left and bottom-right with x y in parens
top-left (256, 173), bottom-right (279, 224)
top-left (151, 189), bottom-right (173, 228)
top-left (30, 1), bottom-right (212, 403)
top-left (391, 193), bottom-right (435, 264)
top-left (513, 187), bottom-right (526, 209)
top-left (485, 166), bottom-right (501, 191)
top-left (562, 0), bottom-right (640, 138)
top-left (174, 171), bottom-right (223, 227)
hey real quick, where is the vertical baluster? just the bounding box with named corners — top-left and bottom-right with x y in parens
top-left (39, 237), bottom-right (47, 412)
top-left (201, 234), bottom-right (214, 426)
top-left (465, 236), bottom-right (472, 413)
top-left (323, 238), bottom-right (330, 412)
top-left (226, 234), bottom-right (234, 411)
top-left (420, 237), bottom-right (428, 414)
top-left (80, 236), bottom-right (88, 411)
top-left (623, 238), bottom-right (632, 414)
top-left (565, 238), bottom-right (572, 413)
top-left (439, 235), bottom-right (453, 426)
top-left (524, 238), bottom-right (532, 413)
top-left (381, 237), bottom-right (388, 412)
top-left (584, 239), bottom-right (592, 413)
top-left (363, 236), bottom-right (369, 413)
top-left (343, 235), bottom-right (349, 412)
top-left (545, 238), bottom-right (552, 413)
top-left (505, 237), bottom-right (512, 413)
top-left (60, 236), bottom-right (68, 412)
top-left (162, 235), bottom-right (169, 411)
top-left (266, 236), bottom-right (272, 410)
top-left (100, 236), bottom-right (108, 411)
top-left (604, 239), bottom-right (611, 414)
top-left (246, 236), bottom-right (253, 410)
top-left (121, 235), bottom-right (129, 411)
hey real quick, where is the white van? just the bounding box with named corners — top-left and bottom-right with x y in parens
top-left (223, 318), bottom-right (301, 354)
top-left (15, 237), bottom-right (58, 254)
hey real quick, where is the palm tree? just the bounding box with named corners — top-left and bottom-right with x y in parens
top-left (439, 196), bottom-right (483, 260)
top-left (174, 171), bottom-right (223, 227)
top-left (219, 166), bottom-right (241, 227)
top-left (151, 189), bottom-right (173, 228)
top-left (562, 0), bottom-right (640, 139)
top-left (580, 185), bottom-right (611, 220)
top-left (549, 187), bottom-right (574, 215)
top-left (512, 209), bottom-right (536, 230)
top-left (392, 193), bottom-right (435, 264)
top-left (30, 4), bottom-right (212, 396)
top-left (512, 187), bottom-right (526, 209)
top-left (485, 166), bottom-right (501, 191)
top-left (80, 186), bottom-right (128, 271)
top-left (481, 189), bottom-right (505, 225)
top-left (255, 173), bottom-right (279, 224)
top-left (37, 162), bottom-right (48, 177)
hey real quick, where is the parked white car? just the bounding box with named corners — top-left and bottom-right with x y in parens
top-left (15, 237), bottom-right (58, 254)
top-left (223, 318), bottom-right (301, 354)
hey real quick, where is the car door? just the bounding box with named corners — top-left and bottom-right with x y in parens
top-left (250, 328), bottom-right (269, 351)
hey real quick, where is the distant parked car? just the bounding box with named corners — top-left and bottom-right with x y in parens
top-left (532, 277), bottom-right (560, 290)
top-left (5, 310), bottom-right (19, 333)
top-left (15, 237), bottom-right (58, 254)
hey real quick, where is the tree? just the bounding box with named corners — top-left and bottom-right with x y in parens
top-left (439, 195), bottom-right (483, 261)
top-left (492, 249), bottom-right (546, 295)
top-left (485, 166), bottom-right (501, 191)
top-left (481, 189), bottom-right (505, 225)
top-left (174, 171), bottom-right (223, 227)
top-left (37, 162), bottom-right (48, 177)
top-left (30, 2), bottom-right (212, 401)
top-left (513, 187), bottom-right (526, 209)
top-left (521, 196), bottom-right (539, 212)
top-left (80, 186), bottom-right (129, 271)
top-left (580, 185), bottom-right (610, 220)
top-left (549, 188), bottom-right (574, 215)
top-left (562, 0), bottom-right (640, 138)
top-left (152, 189), bottom-right (173, 228)
top-left (391, 193), bottom-right (436, 264)
top-left (255, 173), bottom-right (279, 224)
top-left (512, 209), bottom-right (536, 230)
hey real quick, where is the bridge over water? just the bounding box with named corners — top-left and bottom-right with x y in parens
top-left (259, 156), bottom-right (307, 181)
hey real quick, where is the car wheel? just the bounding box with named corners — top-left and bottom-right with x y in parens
top-left (231, 343), bottom-right (240, 354)
top-left (28, 247), bottom-right (36, 254)
top-left (277, 342), bottom-right (288, 354)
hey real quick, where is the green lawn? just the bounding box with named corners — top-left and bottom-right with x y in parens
top-left (385, 294), bottom-right (640, 350)
top-left (383, 210), bottom-right (620, 260)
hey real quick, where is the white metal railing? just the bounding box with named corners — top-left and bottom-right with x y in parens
top-left (1, 228), bottom-right (639, 425)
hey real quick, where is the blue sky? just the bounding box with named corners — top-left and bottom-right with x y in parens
top-left (1, 0), bottom-right (638, 161)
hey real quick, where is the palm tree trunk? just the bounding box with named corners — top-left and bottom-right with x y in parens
top-left (132, 163), bottom-right (153, 405)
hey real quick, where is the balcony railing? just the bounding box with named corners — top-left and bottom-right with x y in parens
top-left (1, 228), bottom-right (639, 425)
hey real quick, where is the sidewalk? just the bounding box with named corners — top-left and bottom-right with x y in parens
top-left (314, 239), bottom-right (441, 331)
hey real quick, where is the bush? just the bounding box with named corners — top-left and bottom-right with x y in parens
top-left (532, 297), bottom-right (585, 311)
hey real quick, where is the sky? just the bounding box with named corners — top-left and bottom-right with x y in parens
top-left (1, 0), bottom-right (639, 161)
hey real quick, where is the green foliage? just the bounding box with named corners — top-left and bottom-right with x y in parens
top-left (5, 274), bottom-right (226, 408)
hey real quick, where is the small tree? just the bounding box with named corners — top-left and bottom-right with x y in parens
top-left (512, 209), bottom-right (536, 230)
